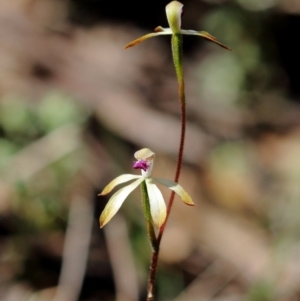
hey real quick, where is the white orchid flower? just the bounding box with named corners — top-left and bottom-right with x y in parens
top-left (99, 148), bottom-right (194, 229)
top-left (125, 1), bottom-right (231, 50)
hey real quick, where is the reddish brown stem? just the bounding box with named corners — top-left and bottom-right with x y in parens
top-left (146, 81), bottom-right (186, 301)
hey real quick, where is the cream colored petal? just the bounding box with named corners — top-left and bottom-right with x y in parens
top-left (180, 30), bottom-right (231, 50)
top-left (99, 174), bottom-right (141, 196)
top-left (100, 178), bottom-right (144, 228)
top-left (166, 1), bottom-right (184, 34)
top-left (145, 178), bottom-right (167, 228)
top-left (134, 148), bottom-right (155, 160)
top-left (153, 178), bottom-right (195, 206)
top-left (124, 30), bottom-right (171, 49)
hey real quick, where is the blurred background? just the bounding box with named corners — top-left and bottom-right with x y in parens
top-left (1, 0), bottom-right (300, 300)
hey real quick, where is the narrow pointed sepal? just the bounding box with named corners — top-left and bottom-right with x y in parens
top-left (99, 174), bottom-right (141, 196)
top-left (197, 31), bottom-right (231, 50)
top-left (124, 30), bottom-right (171, 49)
top-left (145, 178), bottom-right (167, 229)
top-left (154, 178), bottom-right (195, 206)
top-left (180, 30), bottom-right (231, 50)
top-left (100, 177), bottom-right (144, 228)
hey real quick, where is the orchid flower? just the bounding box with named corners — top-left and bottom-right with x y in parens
top-left (122, 4), bottom-right (230, 298)
top-left (99, 148), bottom-right (194, 229)
top-left (125, 1), bottom-right (231, 50)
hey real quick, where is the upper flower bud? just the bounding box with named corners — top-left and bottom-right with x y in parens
top-left (165, 1), bottom-right (184, 34)
top-left (124, 0), bottom-right (230, 50)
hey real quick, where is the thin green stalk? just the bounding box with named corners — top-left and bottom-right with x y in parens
top-left (159, 34), bottom-right (186, 233)
top-left (147, 33), bottom-right (186, 301)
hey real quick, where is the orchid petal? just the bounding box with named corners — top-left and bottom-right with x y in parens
top-left (134, 148), bottom-right (155, 160)
top-left (125, 30), bottom-right (171, 49)
top-left (99, 174), bottom-right (141, 196)
top-left (180, 30), bottom-right (231, 50)
top-left (153, 178), bottom-right (194, 206)
top-left (145, 178), bottom-right (167, 228)
top-left (100, 177), bottom-right (144, 228)
top-left (166, 1), bottom-right (184, 34)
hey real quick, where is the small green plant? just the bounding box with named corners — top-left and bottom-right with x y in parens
top-left (99, 1), bottom-right (230, 300)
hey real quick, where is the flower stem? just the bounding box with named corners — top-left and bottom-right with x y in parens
top-left (146, 33), bottom-right (186, 301)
